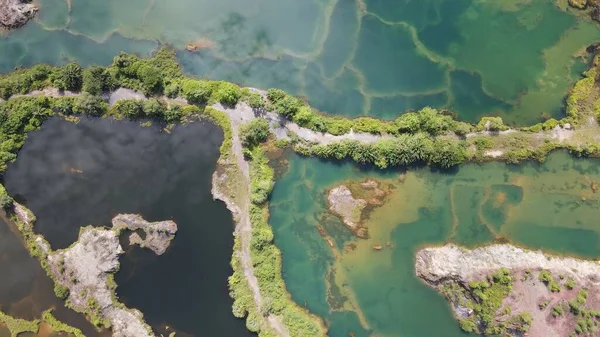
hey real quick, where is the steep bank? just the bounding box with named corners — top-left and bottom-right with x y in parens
top-left (416, 244), bottom-right (600, 336)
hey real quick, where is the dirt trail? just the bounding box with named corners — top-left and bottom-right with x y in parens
top-left (211, 102), bottom-right (290, 336)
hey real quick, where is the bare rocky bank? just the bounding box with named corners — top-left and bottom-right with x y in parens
top-left (416, 244), bottom-right (600, 336)
top-left (0, 0), bottom-right (37, 29)
top-left (14, 204), bottom-right (177, 337)
top-left (416, 244), bottom-right (600, 285)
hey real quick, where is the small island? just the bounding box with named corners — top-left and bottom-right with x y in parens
top-left (0, 0), bottom-right (37, 29)
top-left (416, 244), bottom-right (600, 336)
top-left (326, 179), bottom-right (390, 238)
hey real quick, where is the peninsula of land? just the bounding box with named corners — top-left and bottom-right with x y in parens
top-left (11, 202), bottom-right (177, 337)
top-left (416, 244), bottom-right (600, 336)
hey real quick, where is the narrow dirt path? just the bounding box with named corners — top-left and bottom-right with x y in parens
top-left (211, 102), bottom-right (290, 336)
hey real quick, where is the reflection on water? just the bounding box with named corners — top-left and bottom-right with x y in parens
top-left (0, 0), bottom-right (598, 123)
top-left (4, 117), bottom-right (255, 337)
top-left (270, 151), bottom-right (600, 337)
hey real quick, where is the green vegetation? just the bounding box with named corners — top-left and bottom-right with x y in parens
top-left (298, 134), bottom-right (467, 169)
top-left (0, 310), bottom-right (39, 337)
top-left (539, 270), bottom-right (561, 292)
top-left (203, 107), bottom-right (234, 160)
top-left (240, 119), bottom-right (271, 148)
top-left (54, 283), bottom-right (70, 299)
top-left (265, 88), bottom-right (472, 137)
top-left (42, 309), bottom-right (86, 337)
top-left (238, 146), bottom-right (326, 336)
top-left (548, 287), bottom-right (600, 336)
top-left (442, 269), bottom-right (532, 335)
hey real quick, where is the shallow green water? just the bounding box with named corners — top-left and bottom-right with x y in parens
top-left (269, 151), bottom-right (600, 336)
top-left (1, 0), bottom-right (598, 123)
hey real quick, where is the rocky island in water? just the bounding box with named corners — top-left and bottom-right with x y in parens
top-left (0, 0), bottom-right (36, 29)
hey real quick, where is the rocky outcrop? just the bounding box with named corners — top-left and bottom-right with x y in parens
top-left (327, 186), bottom-right (366, 230)
top-left (112, 214), bottom-right (177, 255)
top-left (0, 0), bottom-right (37, 29)
top-left (40, 214), bottom-right (177, 337)
top-left (326, 179), bottom-right (390, 238)
top-left (415, 244), bottom-right (600, 285)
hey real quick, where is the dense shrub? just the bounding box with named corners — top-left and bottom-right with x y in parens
top-left (0, 184), bottom-right (13, 209)
top-left (477, 116), bottom-right (508, 132)
top-left (51, 97), bottom-right (76, 115)
top-left (163, 105), bottom-right (182, 123)
top-left (52, 62), bottom-right (83, 92)
top-left (395, 107), bottom-right (455, 135)
top-left (240, 119), bottom-right (271, 147)
top-left (82, 66), bottom-right (114, 95)
top-left (164, 82), bottom-right (181, 98)
top-left (182, 79), bottom-right (213, 104)
top-left (53, 284), bottom-right (69, 299)
top-left (142, 98), bottom-right (166, 117)
top-left (214, 82), bottom-right (241, 106)
top-left (111, 99), bottom-right (144, 119)
top-left (74, 93), bottom-right (107, 116)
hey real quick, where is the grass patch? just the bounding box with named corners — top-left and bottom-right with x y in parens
top-left (0, 311), bottom-right (39, 337)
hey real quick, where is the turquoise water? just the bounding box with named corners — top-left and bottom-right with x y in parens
top-left (269, 152), bottom-right (600, 336)
top-left (1, 0), bottom-right (598, 123)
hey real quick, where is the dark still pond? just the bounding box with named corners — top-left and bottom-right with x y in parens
top-left (4, 117), bottom-right (254, 337)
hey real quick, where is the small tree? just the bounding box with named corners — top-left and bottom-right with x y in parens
top-left (54, 63), bottom-right (83, 92)
top-left (75, 93), bottom-right (107, 116)
top-left (142, 98), bottom-right (165, 117)
top-left (137, 64), bottom-right (161, 94)
top-left (214, 82), bottom-right (241, 107)
top-left (112, 100), bottom-right (144, 119)
top-left (0, 184), bottom-right (13, 209)
top-left (182, 80), bottom-right (212, 104)
top-left (239, 119), bottom-right (270, 148)
top-left (83, 66), bottom-right (113, 95)
top-left (53, 284), bottom-right (70, 299)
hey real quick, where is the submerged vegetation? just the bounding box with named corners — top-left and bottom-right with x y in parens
top-left (1, 43), bottom-right (600, 336)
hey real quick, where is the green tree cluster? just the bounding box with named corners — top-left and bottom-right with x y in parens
top-left (302, 134), bottom-right (467, 169)
top-left (239, 119), bottom-right (271, 148)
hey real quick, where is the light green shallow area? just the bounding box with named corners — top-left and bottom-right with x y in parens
top-left (0, 0), bottom-right (598, 123)
top-left (269, 151), bottom-right (600, 336)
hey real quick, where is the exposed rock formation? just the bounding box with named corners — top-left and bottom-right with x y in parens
top-left (327, 185), bottom-right (366, 231)
top-left (416, 244), bottom-right (600, 336)
top-left (112, 214), bottom-right (177, 255)
top-left (27, 213), bottom-right (178, 337)
top-left (326, 179), bottom-right (389, 237)
top-left (416, 244), bottom-right (600, 285)
top-left (0, 0), bottom-right (37, 29)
